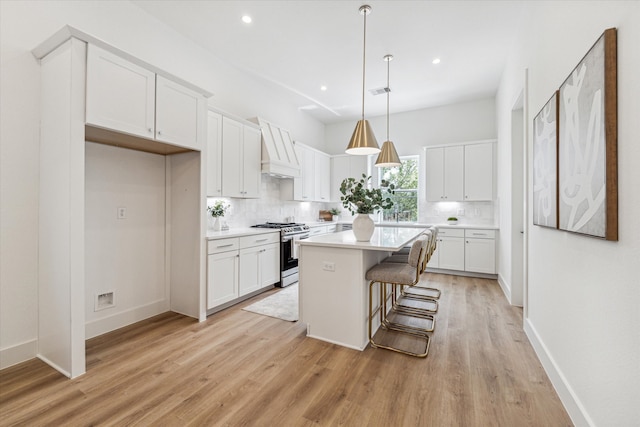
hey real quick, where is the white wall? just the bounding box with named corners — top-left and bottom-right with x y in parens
top-left (325, 98), bottom-right (498, 225)
top-left (0, 0), bottom-right (325, 368)
top-left (84, 142), bottom-right (168, 339)
top-left (496, 2), bottom-right (640, 425)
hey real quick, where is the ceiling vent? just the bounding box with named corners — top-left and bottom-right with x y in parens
top-left (369, 87), bottom-right (391, 96)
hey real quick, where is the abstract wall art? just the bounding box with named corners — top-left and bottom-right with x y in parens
top-left (533, 91), bottom-right (559, 228)
top-left (558, 28), bottom-right (617, 240)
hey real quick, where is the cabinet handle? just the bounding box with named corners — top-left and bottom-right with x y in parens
top-left (217, 243), bottom-right (234, 248)
top-left (148, 128), bottom-right (153, 133)
top-left (255, 238), bottom-right (268, 242)
top-left (157, 130), bottom-right (162, 135)
top-left (472, 233), bottom-right (485, 236)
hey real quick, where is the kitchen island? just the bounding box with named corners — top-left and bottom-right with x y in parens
top-left (297, 226), bottom-right (427, 351)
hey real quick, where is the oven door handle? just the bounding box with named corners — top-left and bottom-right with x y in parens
top-left (290, 233), bottom-right (309, 260)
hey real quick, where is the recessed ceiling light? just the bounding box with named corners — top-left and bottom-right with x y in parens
top-left (320, 85), bottom-right (327, 91)
top-left (432, 58), bottom-right (441, 65)
top-left (242, 15), bottom-right (252, 24)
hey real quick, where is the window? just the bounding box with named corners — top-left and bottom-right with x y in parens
top-left (378, 156), bottom-right (419, 222)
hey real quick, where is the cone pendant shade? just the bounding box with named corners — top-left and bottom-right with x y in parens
top-left (375, 140), bottom-right (401, 167)
top-left (345, 5), bottom-right (380, 155)
top-left (346, 119), bottom-right (380, 155)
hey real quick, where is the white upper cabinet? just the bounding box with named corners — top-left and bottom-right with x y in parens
top-left (207, 111), bottom-right (223, 197)
top-left (425, 141), bottom-right (494, 202)
top-left (221, 117), bottom-right (261, 198)
top-left (86, 44), bottom-right (155, 139)
top-left (298, 144), bottom-right (315, 201)
top-left (86, 44), bottom-right (205, 151)
top-left (314, 151), bottom-right (331, 202)
top-left (330, 154), bottom-right (368, 202)
top-left (426, 146), bottom-right (464, 201)
top-left (464, 142), bottom-right (494, 201)
top-left (155, 76), bottom-right (205, 149)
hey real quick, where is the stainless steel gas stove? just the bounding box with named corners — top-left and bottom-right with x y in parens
top-left (252, 222), bottom-right (310, 287)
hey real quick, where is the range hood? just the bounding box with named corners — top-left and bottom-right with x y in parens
top-left (251, 117), bottom-right (300, 178)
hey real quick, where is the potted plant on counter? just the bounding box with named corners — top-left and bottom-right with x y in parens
top-left (340, 174), bottom-right (394, 241)
top-left (329, 208), bottom-right (341, 222)
top-left (447, 216), bottom-right (458, 225)
top-left (207, 200), bottom-right (229, 231)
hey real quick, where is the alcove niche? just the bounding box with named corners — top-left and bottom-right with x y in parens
top-left (35, 28), bottom-right (211, 378)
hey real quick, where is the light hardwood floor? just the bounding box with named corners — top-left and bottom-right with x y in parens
top-left (0, 273), bottom-right (573, 426)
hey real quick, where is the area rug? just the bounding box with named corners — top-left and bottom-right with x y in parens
top-left (242, 283), bottom-right (298, 322)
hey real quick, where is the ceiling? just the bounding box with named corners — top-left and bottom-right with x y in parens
top-left (132, 1), bottom-right (526, 124)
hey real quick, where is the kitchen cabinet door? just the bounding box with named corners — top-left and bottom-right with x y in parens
top-left (207, 111), bottom-right (223, 197)
top-left (465, 237), bottom-right (496, 274)
top-left (221, 117), bottom-right (243, 198)
top-left (221, 118), bottom-right (261, 199)
top-left (434, 236), bottom-right (465, 271)
top-left (239, 246), bottom-right (261, 296)
top-left (207, 250), bottom-right (239, 309)
top-left (425, 148), bottom-right (445, 202)
top-left (241, 125), bottom-right (262, 199)
top-left (425, 146), bottom-right (464, 201)
top-left (86, 44), bottom-right (155, 139)
top-left (331, 155), bottom-right (368, 202)
top-left (260, 243), bottom-right (281, 288)
top-left (464, 142), bottom-right (493, 201)
top-left (155, 76), bottom-right (205, 150)
top-left (314, 152), bottom-right (331, 202)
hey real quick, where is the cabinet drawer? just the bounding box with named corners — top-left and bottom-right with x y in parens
top-left (309, 226), bottom-right (328, 236)
top-left (240, 233), bottom-right (280, 248)
top-left (437, 228), bottom-right (464, 238)
top-left (207, 237), bottom-right (240, 254)
top-left (465, 229), bottom-right (496, 239)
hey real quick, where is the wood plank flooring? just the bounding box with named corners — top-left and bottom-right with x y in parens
top-left (0, 273), bottom-right (573, 426)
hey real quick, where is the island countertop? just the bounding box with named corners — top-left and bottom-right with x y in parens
top-left (297, 226), bottom-right (427, 252)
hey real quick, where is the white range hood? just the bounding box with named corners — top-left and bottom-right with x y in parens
top-left (251, 117), bottom-right (300, 178)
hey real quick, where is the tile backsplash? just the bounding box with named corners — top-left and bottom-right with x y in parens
top-left (207, 175), bottom-right (334, 229)
top-left (207, 175), bottom-right (496, 229)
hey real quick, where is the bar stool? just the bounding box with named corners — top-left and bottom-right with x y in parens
top-left (366, 236), bottom-right (431, 357)
top-left (385, 227), bottom-right (441, 301)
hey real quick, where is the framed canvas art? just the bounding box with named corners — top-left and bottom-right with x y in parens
top-left (533, 91), bottom-right (559, 228)
top-left (558, 28), bottom-right (617, 240)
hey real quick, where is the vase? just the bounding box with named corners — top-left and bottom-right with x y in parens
top-left (352, 213), bottom-right (375, 241)
top-left (332, 215), bottom-right (339, 222)
top-left (213, 217), bottom-right (222, 231)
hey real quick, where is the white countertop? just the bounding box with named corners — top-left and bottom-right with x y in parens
top-left (206, 228), bottom-right (279, 239)
top-left (297, 226), bottom-right (428, 252)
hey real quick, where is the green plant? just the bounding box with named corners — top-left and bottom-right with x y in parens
top-left (329, 208), bottom-right (341, 216)
top-left (207, 200), bottom-right (229, 218)
top-left (447, 217), bottom-right (458, 221)
top-left (340, 174), bottom-right (395, 215)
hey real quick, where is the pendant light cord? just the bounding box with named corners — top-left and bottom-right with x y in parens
top-left (361, 10), bottom-right (367, 120)
top-left (386, 58), bottom-right (390, 141)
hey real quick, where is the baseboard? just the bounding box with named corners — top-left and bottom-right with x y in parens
top-left (524, 318), bottom-right (593, 427)
top-left (0, 339), bottom-right (37, 370)
top-left (85, 299), bottom-right (169, 339)
top-left (425, 268), bottom-right (498, 280)
top-left (497, 274), bottom-right (512, 303)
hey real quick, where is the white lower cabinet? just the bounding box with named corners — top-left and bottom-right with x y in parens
top-left (207, 238), bottom-right (240, 309)
top-left (464, 229), bottom-right (496, 274)
top-left (428, 227), bottom-right (497, 274)
top-left (208, 232), bottom-right (280, 311)
top-left (430, 228), bottom-right (465, 271)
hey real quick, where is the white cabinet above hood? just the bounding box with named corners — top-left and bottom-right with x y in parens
top-left (251, 117), bottom-right (300, 178)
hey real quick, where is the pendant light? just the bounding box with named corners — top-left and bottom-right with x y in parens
top-left (375, 54), bottom-right (401, 167)
top-left (345, 5), bottom-right (380, 155)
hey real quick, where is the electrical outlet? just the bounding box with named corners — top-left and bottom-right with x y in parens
top-left (457, 209), bottom-right (465, 216)
top-left (117, 207), bottom-right (127, 219)
top-left (322, 261), bottom-right (335, 272)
